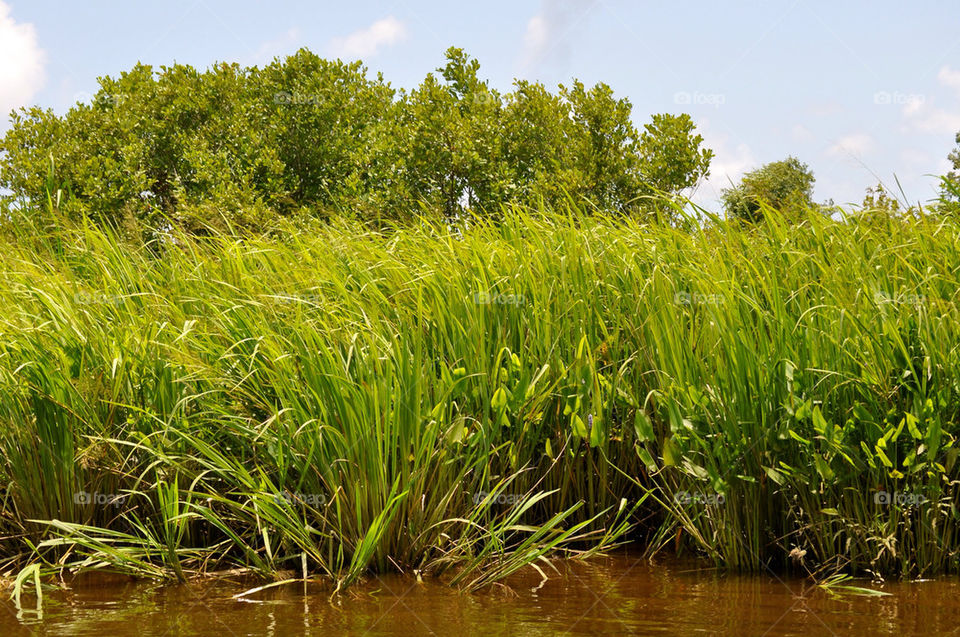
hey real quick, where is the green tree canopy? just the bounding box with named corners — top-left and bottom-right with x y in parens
top-left (721, 157), bottom-right (815, 222)
top-left (1, 47), bottom-right (713, 232)
top-left (937, 131), bottom-right (960, 215)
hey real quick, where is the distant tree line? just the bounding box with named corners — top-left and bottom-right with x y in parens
top-left (0, 47), bottom-right (713, 234)
top-left (4, 45), bottom-right (959, 235)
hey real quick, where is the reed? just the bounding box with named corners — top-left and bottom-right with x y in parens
top-left (0, 203), bottom-right (957, 589)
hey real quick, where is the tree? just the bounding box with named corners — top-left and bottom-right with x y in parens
top-left (722, 157), bottom-right (815, 222)
top-left (382, 47), bottom-right (510, 220)
top-left (500, 80), bottom-right (571, 207)
top-left (0, 53), bottom-right (393, 231)
top-left (948, 131), bottom-right (960, 181)
top-left (937, 132), bottom-right (960, 216)
top-left (559, 80), bottom-right (645, 214)
top-left (0, 47), bottom-right (714, 232)
top-left (861, 183), bottom-right (902, 213)
top-left (637, 113), bottom-right (713, 215)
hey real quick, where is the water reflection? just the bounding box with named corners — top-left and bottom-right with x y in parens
top-left (3, 552), bottom-right (958, 636)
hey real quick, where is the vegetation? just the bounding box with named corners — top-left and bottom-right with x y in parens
top-left (722, 156), bottom-right (816, 222)
top-left (937, 132), bottom-right (960, 216)
top-left (4, 47), bottom-right (960, 594)
top-left (0, 48), bottom-right (711, 234)
top-left (0, 200), bottom-right (958, 590)
top-left (948, 132), bottom-right (960, 184)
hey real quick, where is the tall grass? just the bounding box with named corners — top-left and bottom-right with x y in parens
top-left (0, 204), bottom-right (958, 589)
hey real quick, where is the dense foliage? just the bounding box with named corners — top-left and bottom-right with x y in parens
top-left (5, 45), bottom-right (960, 592)
top-left (0, 48), bottom-right (712, 233)
top-left (721, 156), bottom-right (816, 222)
top-left (1, 205), bottom-right (958, 587)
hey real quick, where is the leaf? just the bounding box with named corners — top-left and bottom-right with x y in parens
top-left (902, 450), bottom-right (916, 468)
top-left (633, 410), bottom-right (654, 442)
top-left (491, 386), bottom-right (508, 410)
top-left (860, 440), bottom-right (874, 462)
top-left (875, 446), bottom-right (893, 468)
top-left (636, 446), bottom-right (657, 473)
top-left (667, 403), bottom-right (683, 433)
top-left (853, 404), bottom-right (872, 423)
top-left (827, 585), bottom-right (891, 597)
top-left (905, 413), bottom-right (922, 440)
top-left (662, 437), bottom-right (679, 467)
top-left (926, 417), bottom-right (942, 459)
top-left (524, 363), bottom-right (550, 399)
top-left (887, 418), bottom-right (905, 444)
top-left (814, 455), bottom-right (834, 481)
top-left (812, 407), bottom-right (828, 435)
top-left (682, 460), bottom-right (709, 480)
top-left (571, 414), bottom-right (588, 439)
top-left (589, 415), bottom-right (604, 448)
top-left (576, 335), bottom-right (589, 360)
top-left (946, 447), bottom-right (958, 473)
top-left (764, 466), bottom-right (785, 485)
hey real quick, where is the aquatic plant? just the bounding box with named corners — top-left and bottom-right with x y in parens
top-left (0, 203), bottom-right (957, 588)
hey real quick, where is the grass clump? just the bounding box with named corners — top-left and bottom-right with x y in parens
top-left (0, 205), bottom-right (958, 589)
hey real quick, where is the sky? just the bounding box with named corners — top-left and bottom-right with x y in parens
top-left (1, 0), bottom-right (959, 209)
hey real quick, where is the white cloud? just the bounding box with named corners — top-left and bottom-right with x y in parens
top-left (827, 133), bottom-right (875, 157)
top-left (689, 122), bottom-right (756, 208)
top-left (791, 123), bottom-right (813, 143)
top-left (938, 65), bottom-right (960, 93)
top-left (904, 108), bottom-right (960, 135)
top-left (900, 148), bottom-right (931, 170)
top-left (328, 16), bottom-right (408, 60)
top-left (524, 15), bottom-right (549, 59)
top-left (899, 65), bottom-right (960, 135)
top-left (0, 1), bottom-right (45, 118)
top-left (520, 0), bottom-right (597, 73)
top-left (247, 28), bottom-right (301, 66)
top-left (902, 99), bottom-right (925, 116)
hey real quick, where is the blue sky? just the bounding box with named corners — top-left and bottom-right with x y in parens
top-left (2, 0), bottom-right (958, 208)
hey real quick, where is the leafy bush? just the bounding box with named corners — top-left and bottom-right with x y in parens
top-left (0, 48), bottom-right (712, 232)
top-left (721, 156), bottom-right (815, 222)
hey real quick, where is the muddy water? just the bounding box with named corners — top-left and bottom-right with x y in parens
top-left (3, 552), bottom-right (959, 636)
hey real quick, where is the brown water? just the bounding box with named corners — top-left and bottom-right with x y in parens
top-left (3, 552), bottom-right (959, 636)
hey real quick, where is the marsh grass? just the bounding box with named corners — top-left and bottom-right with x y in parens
top-left (0, 203), bottom-right (958, 592)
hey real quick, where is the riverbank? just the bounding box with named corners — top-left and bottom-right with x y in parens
top-left (0, 207), bottom-right (957, 589)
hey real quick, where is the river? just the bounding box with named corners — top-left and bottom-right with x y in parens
top-left (3, 551), bottom-right (957, 635)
